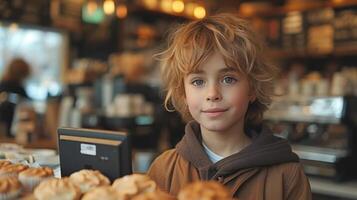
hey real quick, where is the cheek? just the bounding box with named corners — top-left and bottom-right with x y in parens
top-left (226, 89), bottom-right (251, 109)
top-left (185, 92), bottom-right (200, 109)
top-left (184, 87), bottom-right (201, 111)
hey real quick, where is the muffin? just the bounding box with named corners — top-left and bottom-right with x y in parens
top-left (178, 181), bottom-right (231, 200)
top-left (132, 190), bottom-right (177, 200)
top-left (33, 178), bottom-right (81, 200)
top-left (81, 186), bottom-right (120, 200)
top-left (0, 164), bottom-right (28, 177)
top-left (0, 176), bottom-right (23, 200)
top-left (112, 174), bottom-right (156, 198)
top-left (69, 169), bottom-right (110, 193)
top-left (18, 167), bottom-right (54, 192)
top-left (0, 161), bottom-right (11, 168)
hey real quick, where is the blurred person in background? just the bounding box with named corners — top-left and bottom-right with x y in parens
top-left (0, 58), bottom-right (31, 137)
top-left (0, 58), bottom-right (31, 98)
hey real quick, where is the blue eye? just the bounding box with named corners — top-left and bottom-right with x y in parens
top-left (222, 76), bottom-right (237, 84)
top-left (192, 79), bottom-right (204, 86)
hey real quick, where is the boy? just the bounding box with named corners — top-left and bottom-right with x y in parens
top-left (148, 13), bottom-right (312, 199)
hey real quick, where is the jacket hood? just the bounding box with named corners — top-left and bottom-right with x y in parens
top-left (176, 121), bottom-right (299, 180)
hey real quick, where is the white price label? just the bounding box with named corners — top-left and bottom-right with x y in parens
top-left (80, 143), bottom-right (96, 156)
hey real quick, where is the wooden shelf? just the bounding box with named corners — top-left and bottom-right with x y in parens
top-left (0, 137), bottom-right (57, 149)
top-left (269, 45), bottom-right (357, 59)
top-left (126, 31), bottom-right (162, 40)
top-left (334, 44), bottom-right (357, 56)
top-left (129, 5), bottom-right (192, 21)
top-left (328, 0), bottom-right (357, 9)
top-left (238, 0), bottom-right (357, 18)
top-left (309, 176), bottom-right (357, 199)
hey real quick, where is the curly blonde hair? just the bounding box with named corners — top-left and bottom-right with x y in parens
top-left (158, 13), bottom-right (278, 128)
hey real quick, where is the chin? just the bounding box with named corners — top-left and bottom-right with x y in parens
top-left (199, 121), bottom-right (233, 132)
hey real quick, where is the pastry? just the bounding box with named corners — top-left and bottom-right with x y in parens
top-left (0, 164), bottom-right (28, 177)
top-left (0, 161), bottom-right (11, 168)
top-left (81, 186), bottom-right (120, 200)
top-left (33, 178), bottom-right (81, 200)
top-left (18, 167), bottom-right (54, 192)
top-left (132, 190), bottom-right (177, 200)
top-left (69, 169), bottom-right (110, 193)
top-left (112, 174), bottom-right (156, 198)
top-left (0, 176), bottom-right (23, 200)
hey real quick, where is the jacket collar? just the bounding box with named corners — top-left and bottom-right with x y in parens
top-left (176, 121), bottom-right (299, 180)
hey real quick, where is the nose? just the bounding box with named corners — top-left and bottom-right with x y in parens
top-left (206, 84), bottom-right (222, 101)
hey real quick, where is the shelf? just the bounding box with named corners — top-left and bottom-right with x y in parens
top-left (82, 113), bottom-right (155, 129)
top-left (328, 0), bottom-right (357, 9)
top-left (126, 32), bottom-right (162, 40)
top-left (334, 44), bottom-right (357, 56)
top-left (239, 0), bottom-right (357, 18)
top-left (269, 45), bottom-right (357, 59)
top-left (129, 5), bottom-right (192, 21)
top-left (0, 137), bottom-right (57, 149)
top-left (309, 176), bottom-right (357, 199)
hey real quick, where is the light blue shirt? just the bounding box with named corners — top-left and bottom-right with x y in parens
top-left (202, 142), bottom-right (224, 163)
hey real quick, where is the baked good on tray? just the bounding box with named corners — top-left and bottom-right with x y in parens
top-left (132, 190), bottom-right (177, 200)
top-left (112, 174), bottom-right (157, 198)
top-left (33, 178), bottom-right (81, 200)
top-left (81, 186), bottom-right (121, 200)
top-left (0, 176), bottom-right (23, 200)
top-left (69, 169), bottom-right (110, 193)
top-left (0, 161), bottom-right (12, 168)
top-left (18, 167), bottom-right (53, 192)
top-left (0, 164), bottom-right (29, 178)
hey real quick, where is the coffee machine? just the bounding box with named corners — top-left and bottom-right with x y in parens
top-left (264, 96), bottom-right (357, 181)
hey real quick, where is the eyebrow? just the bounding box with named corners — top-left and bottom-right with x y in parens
top-left (220, 67), bottom-right (238, 73)
top-left (190, 67), bottom-right (238, 74)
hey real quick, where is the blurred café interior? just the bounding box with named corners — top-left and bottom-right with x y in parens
top-left (0, 0), bottom-right (357, 199)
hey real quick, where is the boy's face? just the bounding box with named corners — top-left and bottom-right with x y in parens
top-left (184, 52), bottom-right (255, 133)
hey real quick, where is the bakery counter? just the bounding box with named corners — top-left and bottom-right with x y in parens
top-left (0, 141), bottom-right (59, 170)
top-left (0, 164), bottom-right (177, 200)
top-left (0, 137), bottom-right (57, 149)
top-left (310, 177), bottom-right (357, 199)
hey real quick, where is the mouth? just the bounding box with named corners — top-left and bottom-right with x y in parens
top-left (201, 108), bottom-right (228, 117)
top-left (202, 108), bottom-right (228, 112)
